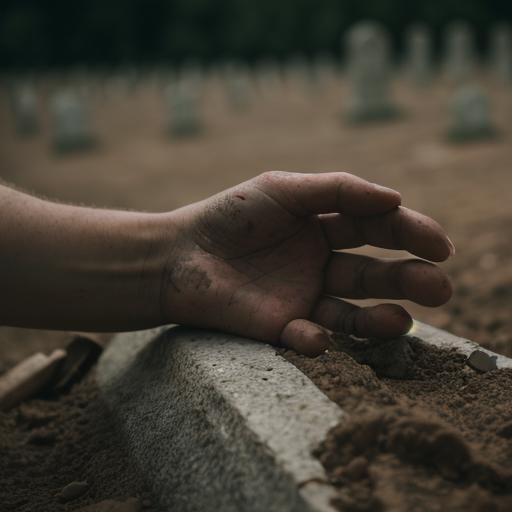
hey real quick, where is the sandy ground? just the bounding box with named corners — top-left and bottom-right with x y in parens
top-left (0, 70), bottom-right (510, 361)
top-left (284, 340), bottom-right (512, 511)
top-left (0, 70), bottom-right (511, 511)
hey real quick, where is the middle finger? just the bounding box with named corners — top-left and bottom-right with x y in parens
top-left (324, 252), bottom-right (452, 306)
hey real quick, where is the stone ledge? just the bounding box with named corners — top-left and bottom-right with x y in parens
top-left (95, 323), bottom-right (512, 512)
top-left (411, 321), bottom-right (512, 369)
top-left (96, 327), bottom-right (343, 512)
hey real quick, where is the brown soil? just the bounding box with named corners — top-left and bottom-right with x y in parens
top-left (0, 72), bottom-right (511, 510)
top-left (0, 374), bottom-right (157, 511)
top-left (283, 339), bottom-right (512, 511)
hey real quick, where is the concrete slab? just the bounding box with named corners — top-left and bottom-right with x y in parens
top-left (96, 323), bottom-right (512, 512)
top-left (96, 327), bottom-right (343, 512)
top-left (411, 320), bottom-right (512, 369)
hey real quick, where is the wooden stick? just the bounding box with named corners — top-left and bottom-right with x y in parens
top-left (0, 349), bottom-right (66, 411)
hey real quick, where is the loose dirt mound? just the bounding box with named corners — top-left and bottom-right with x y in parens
top-left (0, 375), bottom-right (155, 511)
top-left (283, 340), bottom-right (512, 511)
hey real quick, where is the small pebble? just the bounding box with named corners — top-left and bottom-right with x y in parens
top-left (497, 422), bottom-right (512, 439)
top-left (58, 480), bottom-right (89, 502)
top-left (28, 429), bottom-right (57, 445)
top-left (466, 350), bottom-right (498, 373)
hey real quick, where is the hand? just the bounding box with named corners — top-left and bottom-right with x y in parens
top-left (160, 171), bottom-right (454, 356)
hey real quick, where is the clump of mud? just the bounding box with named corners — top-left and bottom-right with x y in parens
top-left (281, 338), bottom-right (512, 512)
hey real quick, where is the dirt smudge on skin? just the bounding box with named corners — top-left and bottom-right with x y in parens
top-left (281, 339), bottom-right (512, 511)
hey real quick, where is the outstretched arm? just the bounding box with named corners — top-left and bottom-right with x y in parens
top-left (0, 172), bottom-right (454, 355)
top-left (0, 183), bottom-right (171, 330)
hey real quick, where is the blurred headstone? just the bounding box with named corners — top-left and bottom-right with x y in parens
top-left (122, 66), bottom-right (141, 92)
top-left (11, 83), bottom-right (39, 136)
top-left (165, 79), bottom-right (203, 137)
top-left (490, 24), bottom-right (512, 84)
top-left (345, 21), bottom-right (399, 122)
top-left (405, 25), bottom-right (433, 86)
top-left (180, 60), bottom-right (204, 95)
top-left (51, 90), bottom-right (96, 152)
top-left (224, 62), bottom-right (252, 111)
top-left (447, 85), bottom-right (497, 142)
top-left (255, 58), bottom-right (282, 92)
top-left (444, 22), bottom-right (476, 82)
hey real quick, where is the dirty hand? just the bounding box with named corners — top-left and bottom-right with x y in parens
top-left (161, 171), bottom-right (454, 355)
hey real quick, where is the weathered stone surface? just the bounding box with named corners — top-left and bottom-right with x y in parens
top-left (96, 323), bottom-right (512, 512)
top-left (410, 321), bottom-right (512, 369)
top-left (490, 24), bottom-right (512, 83)
top-left (466, 350), bottom-right (498, 373)
top-left (444, 22), bottom-right (476, 82)
top-left (344, 21), bottom-right (399, 122)
top-left (11, 83), bottom-right (39, 136)
top-left (165, 79), bottom-right (203, 137)
top-left (223, 62), bottom-right (252, 111)
top-left (405, 24), bottom-right (433, 86)
top-left (51, 90), bottom-right (96, 152)
top-left (447, 85), bottom-right (497, 142)
top-left (96, 327), bottom-right (343, 512)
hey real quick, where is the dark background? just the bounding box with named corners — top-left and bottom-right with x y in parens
top-left (1, 0), bottom-right (512, 69)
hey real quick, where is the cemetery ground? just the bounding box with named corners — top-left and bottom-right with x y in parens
top-left (0, 72), bottom-right (511, 510)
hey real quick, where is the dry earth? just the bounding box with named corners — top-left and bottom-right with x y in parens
top-left (0, 70), bottom-right (511, 511)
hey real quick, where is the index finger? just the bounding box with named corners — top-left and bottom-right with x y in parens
top-left (255, 171), bottom-right (401, 216)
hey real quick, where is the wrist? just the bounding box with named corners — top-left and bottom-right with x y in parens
top-left (130, 210), bottom-right (184, 329)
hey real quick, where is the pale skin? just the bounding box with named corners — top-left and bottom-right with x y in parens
top-left (0, 171), bottom-right (454, 356)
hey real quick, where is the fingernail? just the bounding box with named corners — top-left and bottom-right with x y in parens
top-left (445, 236), bottom-right (456, 256)
top-left (374, 183), bottom-right (399, 195)
top-left (373, 184), bottom-right (401, 205)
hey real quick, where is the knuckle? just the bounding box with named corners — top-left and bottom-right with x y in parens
top-left (342, 308), bottom-right (358, 335)
top-left (257, 170), bottom-right (287, 185)
top-left (389, 260), bottom-right (407, 295)
top-left (353, 257), bottom-right (373, 297)
top-left (259, 170), bottom-right (278, 180)
top-left (337, 171), bottom-right (351, 180)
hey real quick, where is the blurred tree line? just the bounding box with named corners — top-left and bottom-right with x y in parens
top-left (1, 0), bottom-right (511, 69)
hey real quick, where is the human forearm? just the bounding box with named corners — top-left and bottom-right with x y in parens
top-left (0, 171), bottom-right (454, 356)
top-left (0, 185), bottom-right (176, 331)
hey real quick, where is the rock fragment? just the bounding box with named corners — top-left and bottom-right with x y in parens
top-left (58, 480), bottom-right (89, 502)
top-left (466, 350), bottom-right (498, 373)
top-left (330, 334), bottom-right (415, 379)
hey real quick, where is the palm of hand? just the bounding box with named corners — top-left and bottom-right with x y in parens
top-left (163, 172), bottom-right (453, 355)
